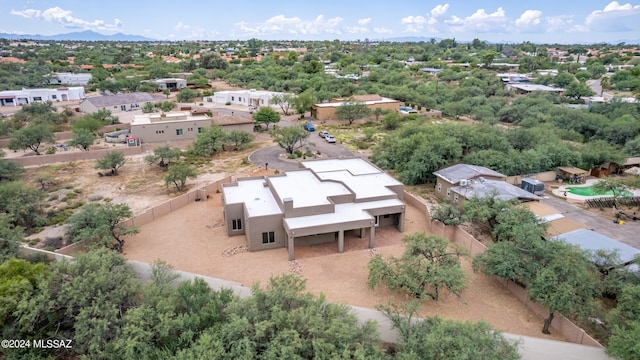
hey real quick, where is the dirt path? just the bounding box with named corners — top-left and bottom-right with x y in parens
top-left (123, 193), bottom-right (564, 342)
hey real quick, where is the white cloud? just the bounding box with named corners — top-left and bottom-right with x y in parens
top-left (358, 18), bottom-right (371, 25)
top-left (10, 7), bottom-right (122, 31)
top-left (515, 10), bottom-right (542, 27)
top-left (374, 27), bottom-right (393, 34)
top-left (235, 14), bottom-right (343, 36)
top-left (174, 21), bottom-right (190, 31)
top-left (430, 4), bottom-right (449, 18)
top-left (346, 26), bottom-right (368, 34)
top-left (450, 7), bottom-right (508, 33)
top-left (585, 1), bottom-right (640, 32)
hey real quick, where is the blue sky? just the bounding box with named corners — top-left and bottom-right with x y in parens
top-left (2, 1), bottom-right (640, 43)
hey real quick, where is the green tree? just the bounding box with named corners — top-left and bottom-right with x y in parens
top-left (335, 99), bottom-right (371, 125)
top-left (431, 203), bottom-right (463, 226)
top-left (8, 123), bottom-right (54, 155)
top-left (144, 145), bottom-right (181, 169)
top-left (607, 284), bottom-right (640, 360)
top-left (192, 125), bottom-right (226, 156)
top-left (0, 159), bottom-right (24, 182)
top-left (68, 128), bottom-right (95, 151)
top-left (176, 88), bottom-right (198, 102)
top-left (383, 301), bottom-right (520, 360)
top-left (564, 81), bottom-right (595, 100)
top-left (528, 242), bottom-right (601, 334)
top-left (270, 93), bottom-right (294, 115)
top-left (373, 107), bottom-right (384, 121)
top-left (291, 92), bottom-right (316, 116)
top-left (368, 232), bottom-right (468, 301)
top-left (0, 181), bottom-right (45, 228)
top-left (142, 101), bottom-right (155, 113)
top-left (225, 130), bottom-right (254, 150)
top-left (165, 162), bottom-right (197, 192)
top-left (0, 258), bottom-right (45, 327)
top-left (199, 52), bottom-right (228, 70)
top-left (381, 111), bottom-right (401, 130)
top-left (65, 203), bottom-right (138, 252)
top-left (593, 177), bottom-right (632, 206)
top-left (0, 214), bottom-right (24, 263)
top-left (270, 126), bottom-right (310, 155)
top-left (463, 194), bottom-right (519, 231)
top-left (211, 275), bottom-right (383, 358)
top-left (95, 150), bottom-right (126, 175)
top-left (14, 249), bottom-right (139, 357)
top-left (162, 88), bottom-right (171, 98)
top-left (253, 106), bottom-right (281, 130)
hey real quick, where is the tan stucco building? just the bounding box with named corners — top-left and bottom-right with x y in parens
top-left (79, 92), bottom-right (155, 114)
top-left (130, 111), bottom-right (254, 143)
top-left (433, 164), bottom-right (506, 201)
top-left (310, 94), bottom-right (402, 121)
top-left (222, 158), bottom-right (406, 260)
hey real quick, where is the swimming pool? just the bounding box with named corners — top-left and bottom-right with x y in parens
top-left (566, 185), bottom-right (633, 197)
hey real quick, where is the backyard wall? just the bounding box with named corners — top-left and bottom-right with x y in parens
top-left (0, 124), bottom-right (130, 148)
top-left (9, 145), bottom-right (145, 167)
top-left (505, 171), bottom-right (557, 186)
top-left (435, 219), bottom-right (601, 347)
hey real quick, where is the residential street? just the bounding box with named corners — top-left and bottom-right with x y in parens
top-left (541, 195), bottom-right (640, 249)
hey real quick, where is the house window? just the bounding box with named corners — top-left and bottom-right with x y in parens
top-left (447, 188), bottom-right (451, 197)
top-left (51, 95), bottom-right (57, 99)
top-left (198, 127), bottom-right (203, 133)
top-left (374, 216), bottom-right (379, 227)
top-left (176, 129), bottom-right (183, 135)
top-left (261, 99), bottom-right (264, 104)
top-left (437, 183), bottom-right (442, 192)
top-left (232, 219), bottom-right (242, 230)
top-left (33, 96), bottom-right (42, 101)
top-left (454, 193), bottom-right (459, 202)
top-left (262, 231), bottom-right (275, 244)
top-left (231, 96), bottom-right (235, 101)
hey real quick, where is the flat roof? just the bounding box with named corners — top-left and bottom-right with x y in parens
top-left (554, 228), bottom-right (640, 265)
top-left (223, 178), bottom-right (281, 217)
top-left (131, 111), bottom-right (210, 125)
top-left (315, 170), bottom-right (399, 200)
top-left (302, 158), bottom-right (382, 175)
top-left (268, 170), bottom-right (351, 208)
top-left (509, 84), bottom-right (564, 92)
top-left (434, 164), bottom-right (506, 184)
top-left (452, 179), bottom-right (541, 202)
top-left (284, 198), bottom-right (404, 230)
top-left (313, 97), bottom-right (399, 108)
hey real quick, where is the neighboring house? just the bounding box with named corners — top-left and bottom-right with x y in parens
top-left (310, 94), bottom-right (401, 121)
top-left (130, 111), bottom-right (253, 142)
top-left (506, 83), bottom-right (564, 95)
top-left (523, 202), bottom-right (588, 238)
top-left (554, 228), bottom-right (640, 273)
top-left (47, 72), bottom-right (92, 85)
top-left (79, 92), bottom-right (155, 114)
top-left (149, 78), bottom-right (187, 91)
top-left (222, 158), bottom-right (406, 260)
top-left (420, 67), bottom-right (443, 75)
top-left (203, 89), bottom-right (288, 108)
top-left (448, 177), bottom-right (541, 206)
top-left (433, 164), bottom-right (506, 201)
top-left (0, 87), bottom-right (86, 106)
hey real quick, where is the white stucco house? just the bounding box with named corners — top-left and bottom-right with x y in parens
top-left (203, 89), bottom-right (290, 108)
top-left (0, 87), bottom-right (86, 106)
top-left (47, 72), bottom-right (92, 85)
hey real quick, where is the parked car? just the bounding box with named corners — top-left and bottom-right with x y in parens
top-left (303, 122), bottom-right (315, 131)
top-left (319, 130), bottom-right (329, 138)
top-left (325, 135), bottom-right (336, 143)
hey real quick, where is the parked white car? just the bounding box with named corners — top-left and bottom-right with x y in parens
top-left (319, 130), bottom-right (329, 138)
top-left (325, 135), bottom-right (336, 143)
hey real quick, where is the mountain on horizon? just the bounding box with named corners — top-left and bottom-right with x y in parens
top-left (0, 30), bottom-right (155, 42)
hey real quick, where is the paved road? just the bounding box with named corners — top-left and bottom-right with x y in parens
top-left (248, 121), bottom-right (356, 171)
top-left (541, 196), bottom-right (640, 249)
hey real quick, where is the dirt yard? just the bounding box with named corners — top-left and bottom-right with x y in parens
top-left (123, 193), bottom-right (564, 342)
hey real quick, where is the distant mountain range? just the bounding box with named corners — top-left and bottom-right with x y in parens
top-left (0, 30), bottom-right (155, 42)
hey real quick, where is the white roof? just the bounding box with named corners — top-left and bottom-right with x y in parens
top-left (303, 158), bottom-right (381, 175)
top-left (223, 178), bottom-right (281, 217)
top-left (316, 170), bottom-right (399, 200)
top-left (269, 170), bottom-right (351, 208)
top-left (313, 97), bottom-right (399, 108)
top-left (131, 111), bottom-right (210, 125)
top-left (284, 198), bottom-right (404, 230)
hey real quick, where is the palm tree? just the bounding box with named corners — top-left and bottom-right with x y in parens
top-left (599, 76), bottom-right (610, 97)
